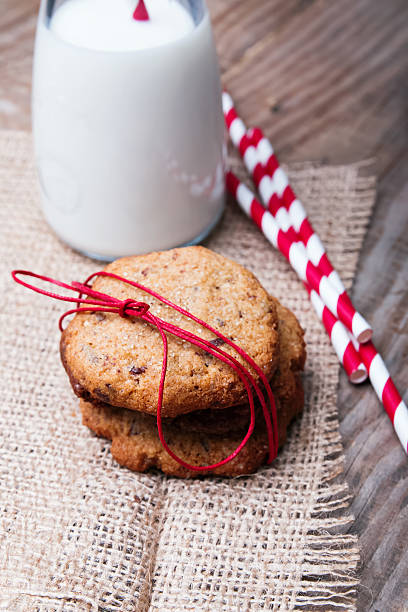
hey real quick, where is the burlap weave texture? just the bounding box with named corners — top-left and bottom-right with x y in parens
top-left (0, 131), bottom-right (376, 611)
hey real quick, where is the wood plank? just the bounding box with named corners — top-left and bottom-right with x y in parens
top-left (0, 0), bottom-right (407, 609)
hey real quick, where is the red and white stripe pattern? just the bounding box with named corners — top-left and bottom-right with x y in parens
top-left (222, 93), bottom-right (372, 344)
top-left (359, 342), bottom-right (408, 453)
top-left (305, 285), bottom-right (367, 383)
top-left (249, 125), bottom-right (345, 294)
top-left (227, 168), bottom-right (408, 454)
top-left (248, 126), bottom-right (374, 341)
top-left (223, 93), bottom-right (295, 242)
top-left (221, 94), bottom-right (367, 382)
top-left (223, 89), bottom-right (408, 454)
top-left (223, 92), bottom-right (341, 288)
top-left (226, 171), bottom-right (371, 344)
top-left (220, 100), bottom-right (368, 384)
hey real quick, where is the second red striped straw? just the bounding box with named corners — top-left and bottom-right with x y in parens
top-left (226, 168), bottom-right (408, 455)
top-left (222, 92), bottom-right (372, 344)
top-left (226, 171), bottom-right (370, 345)
top-left (226, 169), bottom-right (367, 382)
top-left (305, 285), bottom-right (367, 383)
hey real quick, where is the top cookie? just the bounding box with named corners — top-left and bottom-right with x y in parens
top-left (61, 246), bottom-right (280, 417)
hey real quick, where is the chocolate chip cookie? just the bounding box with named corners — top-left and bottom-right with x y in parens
top-left (61, 247), bottom-right (280, 417)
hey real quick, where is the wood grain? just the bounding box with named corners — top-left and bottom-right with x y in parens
top-left (1, 1), bottom-right (407, 609)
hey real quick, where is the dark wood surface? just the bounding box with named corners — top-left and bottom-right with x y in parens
top-left (1, 1), bottom-right (407, 609)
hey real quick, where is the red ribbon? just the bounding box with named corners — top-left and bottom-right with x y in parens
top-left (11, 269), bottom-right (278, 471)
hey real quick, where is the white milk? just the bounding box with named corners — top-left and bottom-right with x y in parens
top-left (32, 0), bottom-right (225, 259)
top-left (50, 0), bottom-right (196, 51)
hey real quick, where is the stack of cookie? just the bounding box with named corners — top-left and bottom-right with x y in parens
top-left (61, 247), bottom-right (305, 477)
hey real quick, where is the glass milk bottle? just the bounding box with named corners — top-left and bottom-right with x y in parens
top-left (32, 0), bottom-right (225, 260)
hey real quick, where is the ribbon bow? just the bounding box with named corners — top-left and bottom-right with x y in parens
top-left (12, 269), bottom-right (278, 471)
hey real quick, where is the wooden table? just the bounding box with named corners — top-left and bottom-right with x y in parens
top-left (1, 1), bottom-right (407, 609)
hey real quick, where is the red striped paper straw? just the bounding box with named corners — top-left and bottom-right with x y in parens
top-left (227, 170), bottom-right (408, 454)
top-left (226, 171), bottom-right (370, 343)
top-left (133, 0), bottom-right (150, 21)
top-left (359, 342), bottom-right (408, 453)
top-left (250, 127), bottom-right (373, 342)
top-left (249, 125), bottom-right (346, 293)
top-left (223, 92), bottom-right (303, 250)
top-left (223, 92), bottom-right (325, 278)
top-left (305, 285), bottom-right (367, 383)
top-left (221, 96), bottom-right (366, 383)
top-left (222, 92), bottom-right (372, 343)
top-left (223, 92), bottom-right (407, 452)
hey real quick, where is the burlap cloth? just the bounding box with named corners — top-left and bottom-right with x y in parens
top-left (0, 131), bottom-right (376, 611)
